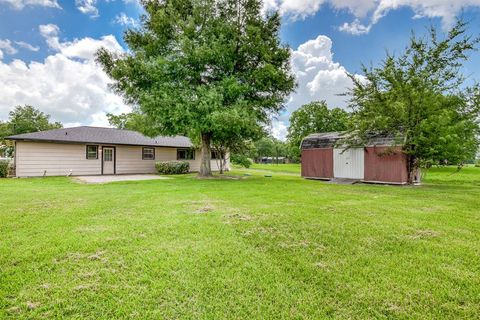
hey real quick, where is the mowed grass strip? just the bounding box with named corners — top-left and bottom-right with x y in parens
top-left (247, 163), bottom-right (302, 174)
top-left (0, 167), bottom-right (479, 319)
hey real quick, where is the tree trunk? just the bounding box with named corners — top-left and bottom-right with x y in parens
top-left (218, 150), bottom-right (224, 174)
top-left (199, 133), bottom-right (212, 177)
top-left (406, 154), bottom-right (418, 185)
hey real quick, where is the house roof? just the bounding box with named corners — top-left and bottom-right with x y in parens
top-left (6, 126), bottom-right (193, 148)
top-left (301, 131), bottom-right (402, 149)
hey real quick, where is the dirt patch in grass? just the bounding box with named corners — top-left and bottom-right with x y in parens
top-left (26, 301), bottom-right (40, 310)
top-left (182, 199), bottom-right (226, 214)
top-left (224, 213), bottom-right (253, 222)
top-left (57, 250), bottom-right (108, 264)
top-left (194, 204), bottom-right (215, 214)
top-left (279, 240), bottom-right (310, 249)
top-left (407, 230), bottom-right (440, 240)
top-left (7, 306), bottom-right (21, 315)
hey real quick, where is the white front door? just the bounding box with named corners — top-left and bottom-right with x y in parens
top-left (102, 147), bottom-right (115, 175)
top-left (333, 148), bottom-right (364, 179)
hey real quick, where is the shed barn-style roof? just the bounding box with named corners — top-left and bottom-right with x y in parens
top-left (6, 126), bottom-right (193, 148)
top-left (301, 132), bottom-right (403, 150)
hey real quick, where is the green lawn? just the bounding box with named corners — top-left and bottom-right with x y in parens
top-left (1, 167), bottom-right (479, 319)
top-left (247, 162), bottom-right (301, 173)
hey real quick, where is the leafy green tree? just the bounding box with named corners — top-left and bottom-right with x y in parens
top-left (97, 0), bottom-right (295, 176)
top-left (210, 108), bottom-right (264, 173)
top-left (107, 112), bottom-right (146, 131)
top-left (347, 20), bottom-right (480, 183)
top-left (253, 136), bottom-right (287, 163)
top-left (7, 105), bottom-right (62, 135)
top-left (254, 137), bottom-right (275, 161)
top-left (0, 122), bottom-right (10, 157)
top-left (0, 106), bottom-right (62, 157)
top-left (286, 101), bottom-right (350, 160)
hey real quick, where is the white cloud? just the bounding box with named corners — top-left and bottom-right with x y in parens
top-left (272, 35), bottom-right (363, 140)
top-left (15, 41), bottom-right (40, 52)
top-left (0, 0), bottom-right (60, 9)
top-left (271, 121), bottom-right (288, 141)
top-left (0, 50), bottom-right (3, 60)
top-left (264, 0), bottom-right (480, 34)
top-left (114, 12), bottom-right (138, 27)
top-left (338, 19), bottom-right (371, 35)
top-left (0, 25), bottom-right (130, 126)
top-left (40, 24), bottom-right (122, 60)
top-left (0, 39), bottom-right (18, 55)
top-left (39, 23), bottom-right (61, 49)
top-left (75, 0), bottom-right (99, 18)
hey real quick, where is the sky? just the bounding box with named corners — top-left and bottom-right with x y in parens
top-left (1, 0), bottom-right (480, 140)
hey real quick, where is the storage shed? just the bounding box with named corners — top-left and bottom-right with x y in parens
top-left (301, 132), bottom-right (418, 184)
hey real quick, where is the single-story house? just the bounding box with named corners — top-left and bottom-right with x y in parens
top-left (301, 132), bottom-right (420, 184)
top-left (6, 126), bottom-right (229, 177)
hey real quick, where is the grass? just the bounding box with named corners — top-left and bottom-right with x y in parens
top-left (1, 166), bottom-right (479, 319)
top-left (248, 162), bottom-right (301, 173)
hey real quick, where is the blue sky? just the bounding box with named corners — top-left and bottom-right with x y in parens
top-left (1, 0), bottom-right (480, 139)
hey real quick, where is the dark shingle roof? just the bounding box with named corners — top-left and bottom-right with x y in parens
top-left (6, 126), bottom-right (193, 148)
top-left (301, 131), bottom-right (403, 149)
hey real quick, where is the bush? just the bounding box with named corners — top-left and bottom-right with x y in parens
top-left (475, 160), bottom-right (480, 168)
top-left (0, 160), bottom-right (9, 178)
top-left (155, 161), bottom-right (189, 174)
top-left (231, 154), bottom-right (252, 168)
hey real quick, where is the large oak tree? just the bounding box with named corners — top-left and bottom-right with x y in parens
top-left (97, 0), bottom-right (295, 176)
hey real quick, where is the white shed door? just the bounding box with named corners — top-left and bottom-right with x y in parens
top-left (333, 148), bottom-right (364, 179)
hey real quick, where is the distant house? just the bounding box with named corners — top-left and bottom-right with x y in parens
top-left (6, 126), bottom-right (229, 177)
top-left (258, 156), bottom-right (287, 164)
top-left (301, 132), bottom-right (420, 184)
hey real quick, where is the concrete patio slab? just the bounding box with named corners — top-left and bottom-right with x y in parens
top-left (74, 174), bottom-right (170, 184)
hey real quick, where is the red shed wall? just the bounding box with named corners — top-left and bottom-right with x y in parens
top-left (364, 146), bottom-right (408, 183)
top-left (301, 148), bottom-right (333, 179)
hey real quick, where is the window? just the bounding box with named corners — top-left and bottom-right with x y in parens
top-left (104, 148), bottom-right (113, 162)
top-left (177, 148), bottom-right (195, 160)
top-left (86, 145), bottom-right (98, 160)
top-left (211, 150), bottom-right (221, 159)
top-left (142, 147), bottom-right (155, 160)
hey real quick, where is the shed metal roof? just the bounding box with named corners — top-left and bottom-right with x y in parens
top-left (6, 126), bottom-right (193, 148)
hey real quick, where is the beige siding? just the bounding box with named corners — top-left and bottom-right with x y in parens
top-left (116, 147), bottom-right (230, 173)
top-left (116, 146), bottom-right (177, 174)
top-left (15, 141), bottom-right (101, 177)
top-left (15, 142), bottom-right (230, 177)
top-left (187, 150), bottom-right (229, 172)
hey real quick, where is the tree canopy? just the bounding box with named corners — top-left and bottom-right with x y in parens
top-left (286, 101), bottom-right (350, 160)
top-left (7, 105), bottom-right (62, 135)
top-left (97, 0), bottom-right (295, 176)
top-left (346, 20), bottom-right (480, 183)
top-left (107, 112), bottom-right (146, 131)
top-left (0, 105), bottom-right (62, 157)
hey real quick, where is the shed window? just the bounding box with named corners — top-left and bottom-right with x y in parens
top-left (86, 145), bottom-right (98, 160)
top-left (211, 150), bottom-right (221, 159)
top-left (177, 148), bottom-right (195, 160)
top-left (142, 147), bottom-right (155, 160)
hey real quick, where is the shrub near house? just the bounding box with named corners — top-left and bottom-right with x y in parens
top-left (0, 160), bottom-right (9, 178)
top-left (156, 161), bottom-right (189, 174)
